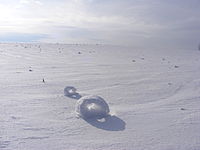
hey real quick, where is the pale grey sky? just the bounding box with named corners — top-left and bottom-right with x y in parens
top-left (0, 0), bottom-right (199, 49)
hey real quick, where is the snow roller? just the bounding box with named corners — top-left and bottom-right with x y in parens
top-left (75, 95), bottom-right (110, 119)
top-left (64, 86), bottom-right (77, 96)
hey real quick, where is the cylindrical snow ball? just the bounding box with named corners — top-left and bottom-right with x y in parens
top-left (75, 95), bottom-right (110, 119)
top-left (64, 86), bottom-right (77, 96)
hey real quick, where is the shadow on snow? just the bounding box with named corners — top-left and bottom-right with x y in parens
top-left (84, 115), bottom-right (126, 131)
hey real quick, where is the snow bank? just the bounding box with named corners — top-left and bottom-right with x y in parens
top-left (75, 95), bottom-right (110, 119)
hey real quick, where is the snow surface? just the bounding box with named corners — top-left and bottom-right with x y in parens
top-left (0, 43), bottom-right (200, 150)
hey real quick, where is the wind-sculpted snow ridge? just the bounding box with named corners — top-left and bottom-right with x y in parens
top-left (75, 95), bottom-right (110, 119)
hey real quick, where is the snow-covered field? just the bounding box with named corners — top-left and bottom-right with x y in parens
top-left (0, 43), bottom-right (200, 150)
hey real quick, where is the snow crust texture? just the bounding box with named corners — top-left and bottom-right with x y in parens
top-left (75, 95), bottom-right (110, 119)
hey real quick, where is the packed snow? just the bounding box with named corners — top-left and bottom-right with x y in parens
top-left (0, 43), bottom-right (200, 150)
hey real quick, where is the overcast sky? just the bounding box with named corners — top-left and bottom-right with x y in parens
top-left (0, 0), bottom-right (199, 49)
